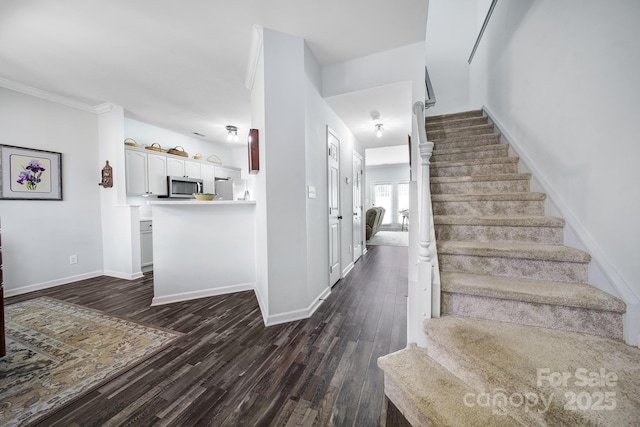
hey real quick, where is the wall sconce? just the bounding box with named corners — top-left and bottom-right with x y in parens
top-left (375, 123), bottom-right (384, 138)
top-left (226, 125), bottom-right (239, 141)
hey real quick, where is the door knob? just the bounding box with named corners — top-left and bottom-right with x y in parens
top-left (338, 215), bottom-right (343, 220)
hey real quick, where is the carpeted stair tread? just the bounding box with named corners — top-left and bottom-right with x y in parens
top-left (423, 316), bottom-right (640, 426)
top-left (377, 344), bottom-right (518, 427)
top-left (432, 133), bottom-right (501, 149)
top-left (430, 173), bottom-right (531, 184)
top-left (426, 116), bottom-right (488, 131)
top-left (432, 193), bottom-right (547, 216)
top-left (431, 157), bottom-right (519, 168)
top-left (427, 123), bottom-right (495, 139)
top-left (427, 109), bottom-right (484, 122)
top-left (431, 158), bottom-right (520, 178)
top-left (432, 143), bottom-right (507, 156)
top-left (437, 240), bottom-right (591, 263)
top-left (441, 272), bottom-right (626, 313)
top-left (432, 192), bottom-right (546, 202)
top-left (434, 215), bottom-right (564, 227)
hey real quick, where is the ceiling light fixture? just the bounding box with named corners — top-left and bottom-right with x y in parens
top-left (226, 125), bottom-right (239, 141)
top-left (375, 123), bottom-right (384, 138)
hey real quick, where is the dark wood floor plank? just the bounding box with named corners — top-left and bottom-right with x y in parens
top-left (7, 244), bottom-right (408, 426)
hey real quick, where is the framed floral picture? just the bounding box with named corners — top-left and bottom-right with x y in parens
top-left (0, 144), bottom-right (63, 200)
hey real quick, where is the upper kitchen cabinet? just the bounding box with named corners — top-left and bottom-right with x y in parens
top-left (166, 157), bottom-right (202, 179)
top-left (166, 157), bottom-right (185, 177)
top-left (184, 161), bottom-right (201, 179)
top-left (125, 149), bottom-right (168, 196)
top-left (125, 149), bottom-right (147, 195)
top-left (147, 154), bottom-right (168, 195)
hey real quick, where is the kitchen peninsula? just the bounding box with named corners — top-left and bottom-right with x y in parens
top-left (148, 200), bottom-right (256, 305)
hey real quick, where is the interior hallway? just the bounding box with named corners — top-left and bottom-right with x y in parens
top-left (6, 245), bottom-right (408, 426)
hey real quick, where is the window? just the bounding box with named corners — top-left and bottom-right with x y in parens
top-left (372, 181), bottom-right (410, 229)
top-left (373, 183), bottom-right (393, 225)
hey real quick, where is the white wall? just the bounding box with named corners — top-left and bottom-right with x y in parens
top-left (0, 87), bottom-right (104, 295)
top-left (469, 0), bottom-right (640, 343)
top-left (323, 41), bottom-right (425, 283)
top-left (250, 39), bottom-right (269, 318)
top-left (98, 105), bottom-right (142, 280)
top-left (262, 28), bottom-right (310, 319)
top-left (424, 0), bottom-right (476, 116)
top-left (249, 29), bottom-right (366, 324)
top-left (305, 42), bottom-right (365, 284)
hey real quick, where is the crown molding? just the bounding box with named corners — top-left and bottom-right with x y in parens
top-left (244, 25), bottom-right (264, 91)
top-left (0, 77), bottom-right (103, 114)
top-left (94, 103), bottom-right (115, 114)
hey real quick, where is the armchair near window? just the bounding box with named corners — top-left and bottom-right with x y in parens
top-left (366, 207), bottom-right (385, 240)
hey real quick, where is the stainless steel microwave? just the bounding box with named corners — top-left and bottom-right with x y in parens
top-left (166, 176), bottom-right (203, 198)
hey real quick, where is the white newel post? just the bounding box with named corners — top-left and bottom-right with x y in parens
top-left (418, 139), bottom-right (434, 264)
top-left (407, 101), bottom-right (435, 346)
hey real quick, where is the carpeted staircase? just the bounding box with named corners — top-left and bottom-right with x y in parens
top-left (378, 109), bottom-right (640, 426)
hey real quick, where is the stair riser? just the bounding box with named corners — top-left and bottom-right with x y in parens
top-left (432, 200), bottom-right (546, 216)
top-left (435, 224), bottom-right (564, 244)
top-left (431, 180), bottom-right (529, 195)
top-left (427, 116), bottom-right (488, 131)
top-left (438, 254), bottom-right (589, 283)
top-left (432, 148), bottom-right (508, 162)
top-left (442, 293), bottom-right (624, 340)
top-left (433, 135), bottom-right (501, 150)
top-left (427, 125), bottom-right (494, 140)
top-left (431, 162), bottom-right (518, 177)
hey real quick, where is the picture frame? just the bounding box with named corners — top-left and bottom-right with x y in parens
top-left (0, 144), bottom-right (63, 200)
top-left (248, 128), bottom-right (260, 174)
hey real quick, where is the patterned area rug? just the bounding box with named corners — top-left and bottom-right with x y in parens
top-left (367, 231), bottom-right (409, 247)
top-left (0, 297), bottom-right (182, 427)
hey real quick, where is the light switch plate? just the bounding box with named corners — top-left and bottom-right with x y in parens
top-left (308, 185), bottom-right (316, 199)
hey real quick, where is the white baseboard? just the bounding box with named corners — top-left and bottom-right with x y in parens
top-left (265, 286), bottom-right (331, 326)
top-left (341, 262), bottom-right (355, 278)
top-left (253, 285), bottom-right (269, 325)
top-left (4, 271), bottom-right (104, 298)
top-left (484, 105), bottom-right (640, 346)
top-left (104, 270), bottom-right (144, 281)
top-left (151, 283), bottom-right (255, 306)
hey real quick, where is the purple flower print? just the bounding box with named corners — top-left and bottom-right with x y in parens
top-left (16, 159), bottom-right (46, 190)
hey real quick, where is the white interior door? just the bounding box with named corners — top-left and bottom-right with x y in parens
top-left (328, 129), bottom-right (341, 286)
top-left (353, 151), bottom-right (363, 262)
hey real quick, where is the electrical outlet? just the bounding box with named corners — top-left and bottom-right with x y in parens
top-left (69, 255), bottom-right (78, 265)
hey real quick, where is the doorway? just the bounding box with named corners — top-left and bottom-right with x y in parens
top-left (327, 128), bottom-right (341, 286)
top-left (353, 151), bottom-right (364, 262)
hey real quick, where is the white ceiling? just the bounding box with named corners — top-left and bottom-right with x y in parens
top-left (0, 0), bottom-right (427, 147)
top-left (325, 82), bottom-right (413, 150)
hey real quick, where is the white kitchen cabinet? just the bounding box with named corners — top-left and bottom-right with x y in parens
top-left (125, 150), bottom-right (148, 195)
top-left (147, 153), bottom-right (168, 196)
top-left (166, 157), bottom-right (185, 177)
top-left (125, 149), bottom-right (168, 196)
top-left (201, 163), bottom-right (215, 194)
top-left (140, 220), bottom-right (153, 270)
top-left (214, 166), bottom-right (241, 180)
top-left (184, 160), bottom-right (201, 179)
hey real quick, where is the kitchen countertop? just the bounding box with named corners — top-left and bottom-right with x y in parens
top-left (149, 200), bottom-right (255, 206)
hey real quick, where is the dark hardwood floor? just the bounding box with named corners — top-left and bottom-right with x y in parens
top-left (5, 245), bottom-right (408, 426)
